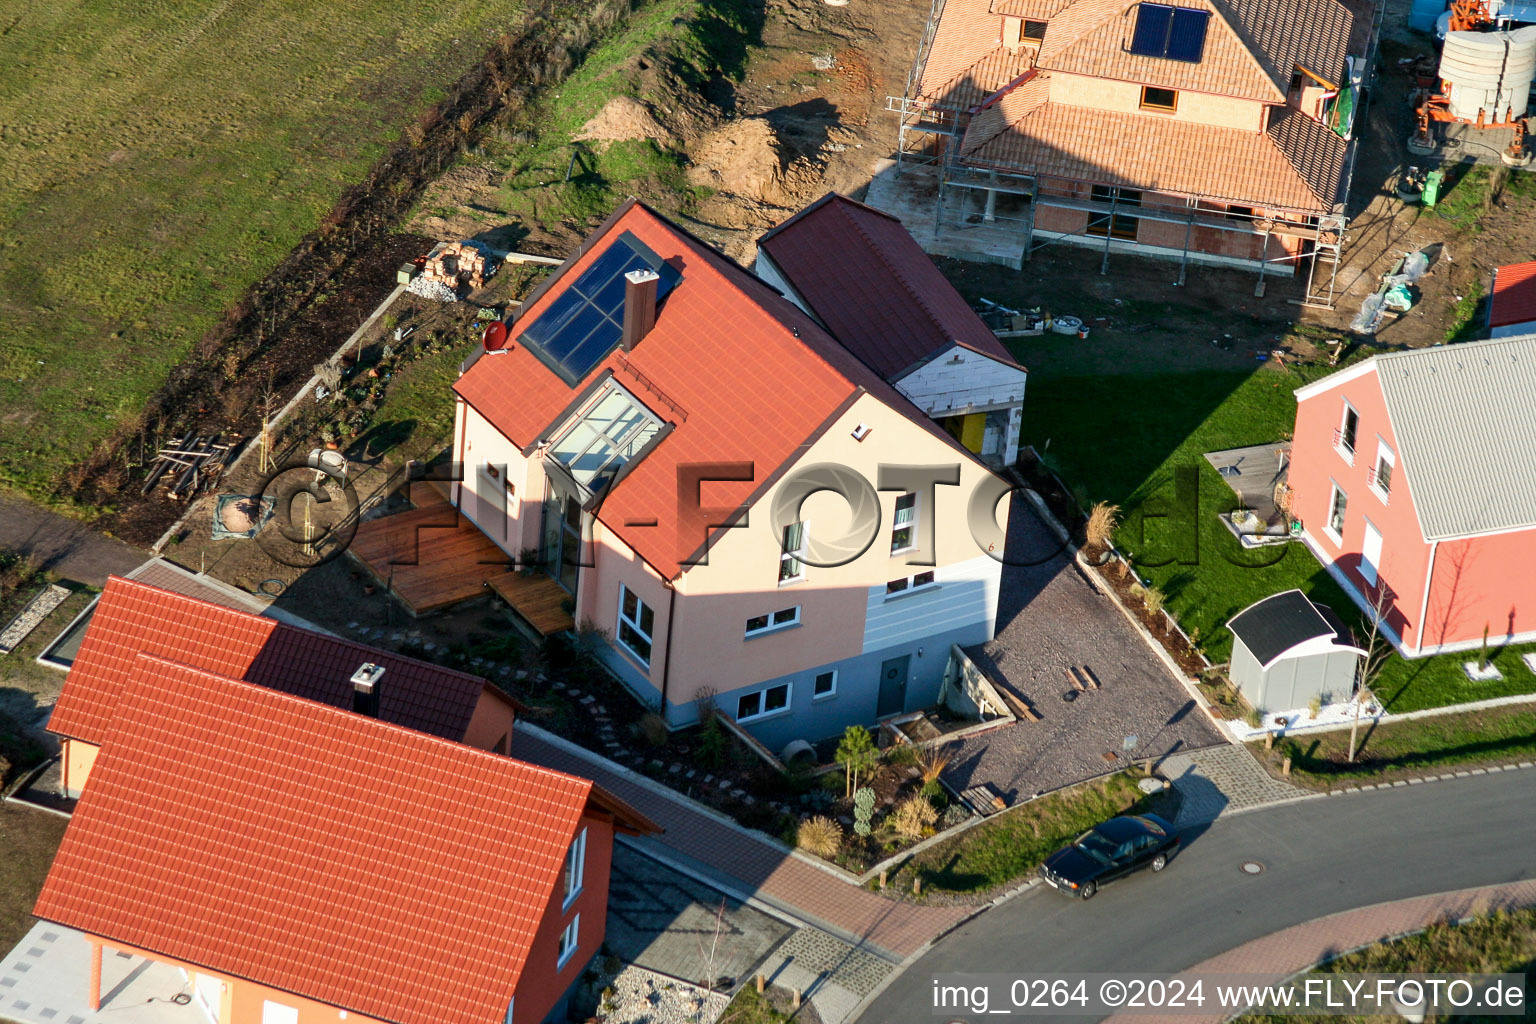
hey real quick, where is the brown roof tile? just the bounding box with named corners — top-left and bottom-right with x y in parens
top-left (1266, 105), bottom-right (1349, 207)
top-left (992, 0), bottom-right (1076, 18)
top-left (962, 98), bottom-right (1338, 210)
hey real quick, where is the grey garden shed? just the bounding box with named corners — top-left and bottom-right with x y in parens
top-left (1226, 590), bottom-right (1366, 713)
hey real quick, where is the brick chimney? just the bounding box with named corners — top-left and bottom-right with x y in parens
top-left (351, 663), bottom-right (385, 718)
top-left (621, 269), bottom-right (660, 351)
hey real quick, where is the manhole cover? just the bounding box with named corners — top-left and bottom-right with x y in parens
top-left (1240, 860), bottom-right (1265, 875)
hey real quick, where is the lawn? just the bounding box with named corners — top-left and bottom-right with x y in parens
top-left (885, 771), bottom-right (1165, 897)
top-left (0, 1), bottom-right (525, 501)
top-left (1013, 356), bottom-right (1536, 715)
top-left (1235, 906), bottom-right (1536, 1024)
top-left (0, 804), bottom-right (68, 954)
top-left (1250, 704), bottom-right (1536, 787)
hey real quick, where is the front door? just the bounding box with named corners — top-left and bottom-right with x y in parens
top-left (541, 488), bottom-right (583, 598)
top-left (877, 656), bottom-right (910, 718)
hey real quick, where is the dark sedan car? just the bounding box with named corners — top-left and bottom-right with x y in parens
top-left (1037, 813), bottom-right (1179, 899)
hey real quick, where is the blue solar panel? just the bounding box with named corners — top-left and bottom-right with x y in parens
top-left (1128, 3), bottom-right (1208, 62)
top-left (519, 232), bottom-right (680, 382)
top-left (1167, 9), bottom-right (1210, 61)
top-left (1129, 4), bottom-right (1173, 56)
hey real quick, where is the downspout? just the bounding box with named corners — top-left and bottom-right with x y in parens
top-left (660, 580), bottom-right (678, 718)
top-left (1414, 539), bottom-right (1439, 655)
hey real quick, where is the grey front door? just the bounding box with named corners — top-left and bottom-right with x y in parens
top-left (877, 655), bottom-right (909, 718)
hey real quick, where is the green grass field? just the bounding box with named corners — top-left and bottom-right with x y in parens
top-left (1012, 351), bottom-right (1536, 715)
top-left (0, 1), bottom-right (526, 501)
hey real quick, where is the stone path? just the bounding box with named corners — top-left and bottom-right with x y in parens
top-left (1159, 744), bottom-right (1303, 826)
top-left (1105, 879), bottom-right (1536, 1024)
top-left (511, 725), bottom-right (971, 961)
top-left (756, 929), bottom-right (894, 1024)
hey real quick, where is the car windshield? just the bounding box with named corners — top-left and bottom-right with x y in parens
top-left (1073, 829), bottom-right (1119, 864)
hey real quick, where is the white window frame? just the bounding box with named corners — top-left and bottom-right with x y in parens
top-left (616, 583), bottom-right (654, 666)
top-left (1370, 441), bottom-right (1395, 504)
top-left (736, 682), bottom-right (792, 723)
top-left (557, 914), bottom-right (580, 969)
top-left (261, 1001), bottom-right (299, 1024)
top-left (779, 521), bottom-right (808, 585)
top-left (1360, 518), bottom-right (1384, 586)
top-left (891, 492), bottom-right (919, 554)
top-left (884, 569), bottom-right (938, 598)
top-left (745, 606), bottom-right (800, 638)
top-left (1335, 400), bottom-right (1359, 464)
top-left (813, 669), bottom-right (838, 701)
top-left (1325, 482), bottom-right (1348, 543)
top-left (563, 827), bottom-right (587, 909)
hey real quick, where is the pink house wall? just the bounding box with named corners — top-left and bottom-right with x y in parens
top-left (1422, 529), bottom-right (1536, 651)
top-left (1292, 366), bottom-right (1432, 648)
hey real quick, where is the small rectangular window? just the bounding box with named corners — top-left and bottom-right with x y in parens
top-left (779, 522), bottom-right (807, 583)
top-left (891, 492), bottom-right (918, 553)
top-left (1372, 442), bottom-right (1395, 502)
top-left (746, 606), bottom-right (800, 637)
top-left (764, 684), bottom-right (789, 714)
top-left (737, 682), bottom-right (793, 722)
top-left (1023, 19), bottom-right (1048, 39)
top-left (1227, 204), bottom-right (1255, 221)
top-left (563, 828), bottom-right (587, 908)
top-left (617, 584), bottom-right (655, 665)
top-left (557, 915), bottom-right (580, 969)
top-left (1328, 484), bottom-right (1348, 540)
top-left (814, 670), bottom-right (837, 699)
top-left (1337, 402), bottom-right (1359, 459)
top-left (737, 691), bottom-right (761, 719)
top-left (1140, 86), bottom-right (1178, 112)
top-left (886, 571), bottom-right (938, 596)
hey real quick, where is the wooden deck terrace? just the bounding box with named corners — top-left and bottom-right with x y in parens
top-left (348, 499), bottom-right (575, 633)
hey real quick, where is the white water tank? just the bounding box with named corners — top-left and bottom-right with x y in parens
top-left (1438, 25), bottom-right (1536, 121)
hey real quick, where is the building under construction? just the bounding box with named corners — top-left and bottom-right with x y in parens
top-left (883, 0), bottom-right (1384, 305)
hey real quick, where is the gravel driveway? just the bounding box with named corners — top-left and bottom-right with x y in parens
top-left (940, 497), bottom-right (1224, 803)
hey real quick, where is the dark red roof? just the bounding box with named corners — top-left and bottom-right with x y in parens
top-left (50, 576), bottom-right (510, 746)
top-left (454, 200), bottom-right (985, 578)
top-left (756, 193), bottom-right (1021, 380)
top-left (34, 656), bottom-right (647, 1024)
top-left (1490, 260), bottom-right (1536, 329)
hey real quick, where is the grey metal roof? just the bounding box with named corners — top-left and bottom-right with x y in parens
top-left (1227, 589), bottom-right (1336, 666)
top-left (1373, 334), bottom-right (1536, 539)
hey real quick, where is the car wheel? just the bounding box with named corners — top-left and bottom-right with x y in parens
top-left (1151, 853), bottom-right (1168, 872)
top-left (1080, 881), bottom-right (1097, 900)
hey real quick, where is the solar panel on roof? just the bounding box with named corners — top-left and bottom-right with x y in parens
top-left (519, 231), bottom-right (680, 383)
top-left (1129, 3), bottom-right (1209, 62)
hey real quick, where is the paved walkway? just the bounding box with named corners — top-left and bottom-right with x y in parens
top-left (1159, 744), bottom-right (1302, 826)
top-left (0, 495), bottom-right (144, 587)
top-left (1106, 879), bottom-right (1536, 1024)
top-left (0, 923), bottom-right (204, 1024)
top-left (511, 726), bottom-right (971, 961)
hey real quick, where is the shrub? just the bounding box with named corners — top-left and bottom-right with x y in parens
top-left (1086, 501), bottom-right (1119, 549)
top-left (917, 744), bottom-right (953, 785)
top-left (1244, 706), bottom-right (1264, 729)
top-left (922, 778), bottom-right (948, 808)
top-left (884, 742), bottom-right (919, 768)
top-left (890, 795), bottom-right (939, 839)
top-left (853, 786), bottom-right (876, 837)
top-left (638, 712), bottom-right (669, 748)
top-left (1308, 694), bottom-right (1323, 720)
top-left (697, 716), bottom-right (728, 770)
top-left (1142, 586), bottom-right (1166, 619)
top-left (796, 816), bottom-right (843, 859)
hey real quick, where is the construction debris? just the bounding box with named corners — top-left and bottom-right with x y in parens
top-left (142, 434), bottom-right (239, 500)
top-left (408, 241), bottom-right (499, 302)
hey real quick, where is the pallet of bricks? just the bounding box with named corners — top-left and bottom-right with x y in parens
top-left (420, 241), bottom-right (495, 293)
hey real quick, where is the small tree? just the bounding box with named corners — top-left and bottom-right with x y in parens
top-left (1478, 623), bottom-right (1491, 673)
top-left (853, 786), bottom-right (876, 836)
top-left (1349, 584), bottom-right (1396, 763)
top-left (836, 724), bottom-right (879, 798)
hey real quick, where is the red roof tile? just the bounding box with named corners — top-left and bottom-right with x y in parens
top-left (34, 656), bottom-right (644, 1024)
top-left (50, 577), bottom-right (506, 746)
top-left (757, 194), bottom-right (1022, 380)
top-left (1491, 261), bottom-right (1536, 329)
top-left (454, 201), bottom-right (987, 578)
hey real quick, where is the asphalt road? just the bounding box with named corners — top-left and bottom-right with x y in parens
top-left (860, 768), bottom-right (1536, 1024)
top-left (0, 493), bottom-right (144, 586)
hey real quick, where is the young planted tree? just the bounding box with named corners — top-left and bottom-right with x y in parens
top-left (836, 724), bottom-right (879, 798)
top-left (1349, 585), bottom-right (1396, 763)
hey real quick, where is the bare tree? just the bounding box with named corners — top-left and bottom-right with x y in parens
top-left (1349, 583), bottom-right (1396, 763)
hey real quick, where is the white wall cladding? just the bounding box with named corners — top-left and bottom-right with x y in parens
top-left (894, 346), bottom-right (1027, 418)
top-left (861, 553), bottom-right (1001, 654)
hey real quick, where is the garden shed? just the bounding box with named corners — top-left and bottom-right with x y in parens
top-left (1226, 590), bottom-right (1366, 713)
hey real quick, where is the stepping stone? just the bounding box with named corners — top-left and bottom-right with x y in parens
top-left (668, 764), bottom-right (682, 773)
top-left (516, 670), bottom-right (529, 680)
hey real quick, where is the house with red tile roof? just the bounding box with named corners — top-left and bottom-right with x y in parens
top-left (1289, 335), bottom-right (1536, 655)
top-left (451, 199), bottom-right (1013, 749)
top-left (887, 0), bottom-right (1379, 298)
top-left (754, 193), bottom-right (1029, 467)
top-left (34, 654), bottom-right (658, 1024)
top-left (1489, 260), bottom-right (1536, 338)
top-left (49, 576), bottom-right (524, 796)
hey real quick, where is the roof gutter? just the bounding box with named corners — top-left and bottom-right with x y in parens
top-left (1413, 538), bottom-right (1439, 656)
top-left (659, 581), bottom-right (677, 715)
